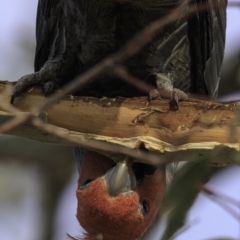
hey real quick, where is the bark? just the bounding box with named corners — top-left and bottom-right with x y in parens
top-left (0, 81), bottom-right (239, 165)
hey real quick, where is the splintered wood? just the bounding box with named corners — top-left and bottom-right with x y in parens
top-left (0, 82), bottom-right (239, 165)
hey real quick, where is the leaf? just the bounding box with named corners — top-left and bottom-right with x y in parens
top-left (160, 159), bottom-right (211, 240)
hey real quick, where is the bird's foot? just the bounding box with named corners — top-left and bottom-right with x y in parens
top-left (11, 72), bottom-right (56, 103)
top-left (11, 73), bottom-right (39, 104)
top-left (147, 74), bottom-right (188, 110)
top-left (148, 87), bottom-right (188, 111)
top-left (43, 81), bottom-right (55, 96)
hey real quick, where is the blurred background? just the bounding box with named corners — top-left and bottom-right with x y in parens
top-left (0, 1), bottom-right (240, 239)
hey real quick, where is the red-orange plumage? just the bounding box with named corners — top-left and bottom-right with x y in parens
top-left (75, 151), bottom-right (166, 240)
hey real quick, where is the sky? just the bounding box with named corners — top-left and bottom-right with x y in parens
top-left (0, 1), bottom-right (240, 240)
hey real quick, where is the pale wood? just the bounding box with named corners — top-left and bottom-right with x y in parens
top-left (0, 81), bottom-right (239, 164)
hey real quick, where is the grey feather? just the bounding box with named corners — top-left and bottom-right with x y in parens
top-left (13, 0), bottom-right (227, 101)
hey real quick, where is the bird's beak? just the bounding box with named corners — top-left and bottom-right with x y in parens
top-left (74, 147), bottom-right (86, 173)
top-left (103, 160), bottom-right (137, 197)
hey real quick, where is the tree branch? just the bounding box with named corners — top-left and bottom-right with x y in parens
top-left (0, 82), bottom-right (239, 166)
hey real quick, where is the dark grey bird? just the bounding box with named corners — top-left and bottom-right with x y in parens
top-left (11, 0), bottom-right (227, 104)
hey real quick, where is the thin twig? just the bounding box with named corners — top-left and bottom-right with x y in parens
top-left (114, 66), bottom-right (154, 93)
top-left (0, 112), bottom-right (33, 133)
top-left (0, 93), bottom-right (169, 165)
top-left (31, 117), bottom-right (169, 166)
top-left (202, 186), bottom-right (240, 208)
top-left (201, 186), bottom-right (240, 221)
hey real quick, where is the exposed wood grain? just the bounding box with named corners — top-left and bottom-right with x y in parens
top-left (0, 81), bottom-right (239, 164)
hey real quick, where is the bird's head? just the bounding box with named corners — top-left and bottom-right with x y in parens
top-left (74, 150), bottom-right (166, 240)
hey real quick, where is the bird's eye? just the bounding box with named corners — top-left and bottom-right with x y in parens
top-left (79, 179), bottom-right (93, 190)
top-left (140, 198), bottom-right (149, 216)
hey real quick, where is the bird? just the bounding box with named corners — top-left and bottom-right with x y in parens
top-left (11, 0), bottom-right (227, 239)
top-left (11, 0), bottom-right (226, 105)
top-left (72, 149), bottom-right (167, 240)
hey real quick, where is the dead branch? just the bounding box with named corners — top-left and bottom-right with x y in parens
top-left (0, 82), bottom-right (239, 166)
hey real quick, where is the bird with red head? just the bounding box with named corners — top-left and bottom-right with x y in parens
top-left (73, 149), bottom-right (166, 240)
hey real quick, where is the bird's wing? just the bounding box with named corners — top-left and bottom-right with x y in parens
top-left (188, 0), bottom-right (227, 97)
top-left (34, 0), bottom-right (62, 71)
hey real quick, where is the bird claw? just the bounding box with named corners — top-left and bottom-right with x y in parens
top-left (148, 89), bottom-right (160, 101)
top-left (10, 92), bottom-right (19, 104)
top-left (44, 81), bottom-right (55, 96)
top-left (11, 72), bottom-right (56, 103)
top-left (148, 87), bottom-right (188, 111)
top-left (169, 95), bottom-right (179, 111)
top-left (11, 73), bottom-right (39, 104)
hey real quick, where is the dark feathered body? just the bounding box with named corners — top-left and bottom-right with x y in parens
top-left (27, 0), bottom-right (226, 99)
top-left (34, 0), bottom-right (178, 97)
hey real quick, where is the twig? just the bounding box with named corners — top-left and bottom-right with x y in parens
top-left (201, 186), bottom-right (240, 221)
top-left (0, 112), bottom-right (33, 133)
top-left (31, 117), bottom-right (170, 166)
top-left (114, 66), bottom-right (154, 93)
top-left (202, 186), bottom-right (240, 208)
top-left (0, 95), bottom-right (169, 166)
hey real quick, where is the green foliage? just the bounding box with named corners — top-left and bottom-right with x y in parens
top-left (160, 159), bottom-right (211, 240)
